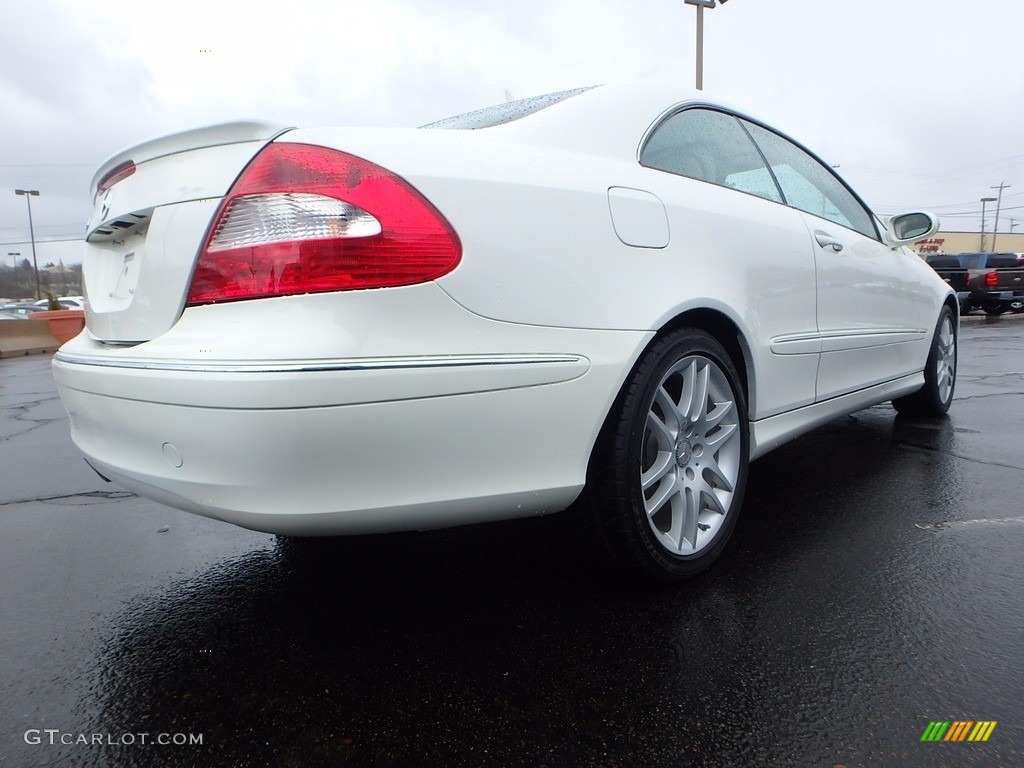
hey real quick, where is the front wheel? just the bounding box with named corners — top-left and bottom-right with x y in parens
top-left (583, 329), bottom-right (749, 581)
top-left (892, 305), bottom-right (957, 416)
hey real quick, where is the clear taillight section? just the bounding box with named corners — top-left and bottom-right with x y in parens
top-left (208, 193), bottom-right (382, 250)
top-left (187, 143), bottom-right (461, 305)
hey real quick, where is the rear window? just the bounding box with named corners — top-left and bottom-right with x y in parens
top-left (959, 252), bottom-right (1018, 268)
top-left (421, 87), bottom-right (595, 130)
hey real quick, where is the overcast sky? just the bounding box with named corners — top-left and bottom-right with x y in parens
top-left (2, 0), bottom-right (1023, 266)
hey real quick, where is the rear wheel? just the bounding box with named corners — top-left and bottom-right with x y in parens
top-left (892, 305), bottom-right (957, 416)
top-left (984, 303), bottom-right (1007, 316)
top-left (583, 329), bottom-right (748, 581)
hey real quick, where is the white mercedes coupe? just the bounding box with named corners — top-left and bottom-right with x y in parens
top-left (54, 81), bottom-right (957, 581)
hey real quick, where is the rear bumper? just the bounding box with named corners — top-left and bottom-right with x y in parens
top-left (53, 286), bottom-right (650, 534)
top-left (968, 289), bottom-right (1024, 304)
top-left (54, 365), bottom-right (592, 534)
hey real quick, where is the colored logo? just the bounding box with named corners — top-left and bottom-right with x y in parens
top-left (920, 721), bottom-right (997, 742)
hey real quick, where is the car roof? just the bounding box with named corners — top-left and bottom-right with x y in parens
top-left (467, 80), bottom-right (751, 161)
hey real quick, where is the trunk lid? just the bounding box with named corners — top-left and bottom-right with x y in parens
top-left (83, 121), bottom-right (292, 342)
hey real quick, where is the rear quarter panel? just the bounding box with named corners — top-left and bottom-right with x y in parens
top-left (283, 127), bottom-right (820, 419)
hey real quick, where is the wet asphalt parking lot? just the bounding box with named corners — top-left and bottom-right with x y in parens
top-left (2, 314), bottom-right (1023, 768)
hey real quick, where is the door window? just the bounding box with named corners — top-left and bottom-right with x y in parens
top-left (739, 119), bottom-right (878, 239)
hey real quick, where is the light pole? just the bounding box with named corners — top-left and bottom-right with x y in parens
top-left (979, 197), bottom-right (996, 251)
top-left (14, 189), bottom-right (41, 300)
top-left (684, 0), bottom-right (729, 91)
top-left (990, 182), bottom-right (1010, 253)
top-left (7, 251), bottom-right (19, 270)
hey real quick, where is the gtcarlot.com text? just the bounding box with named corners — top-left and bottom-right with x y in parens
top-left (24, 729), bottom-right (203, 746)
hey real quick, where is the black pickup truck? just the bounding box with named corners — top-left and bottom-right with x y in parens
top-left (926, 252), bottom-right (1024, 315)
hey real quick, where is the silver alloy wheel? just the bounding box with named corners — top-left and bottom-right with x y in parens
top-left (935, 314), bottom-right (956, 404)
top-left (640, 354), bottom-right (742, 556)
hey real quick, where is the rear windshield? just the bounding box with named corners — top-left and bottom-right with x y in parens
top-left (958, 252), bottom-right (1018, 268)
top-left (421, 86), bottom-right (595, 130)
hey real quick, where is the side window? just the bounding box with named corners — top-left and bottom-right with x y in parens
top-left (739, 119), bottom-right (878, 239)
top-left (640, 109), bottom-right (783, 203)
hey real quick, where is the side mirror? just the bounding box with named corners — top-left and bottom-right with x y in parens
top-left (883, 211), bottom-right (939, 248)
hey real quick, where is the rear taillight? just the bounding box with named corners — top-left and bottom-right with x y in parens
top-left (187, 143), bottom-right (461, 305)
top-left (984, 271), bottom-right (998, 288)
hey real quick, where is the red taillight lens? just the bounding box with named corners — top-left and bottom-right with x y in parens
top-left (984, 270), bottom-right (998, 288)
top-left (95, 160), bottom-right (136, 200)
top-left (187, 143), bottom-right (461, 305)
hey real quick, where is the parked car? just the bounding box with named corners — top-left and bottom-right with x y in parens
top-left (0, 303), bottom-right (46, 317)
top-left (53, 81), bottom-right (955, 581)
top-left (32, 295), bottom-right (85, 310)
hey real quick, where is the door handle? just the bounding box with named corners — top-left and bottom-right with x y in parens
top-left (814, 230), bottom-right (844, 252)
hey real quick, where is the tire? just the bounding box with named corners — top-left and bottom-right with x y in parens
top-left (959, 298), bottom-right (973, 316)
top-left (892, 305), bottom-right (957, 416)
top-left (582, 328), bottom-right (749, 581)
top-left (984, 304), bottom-right (1007, 316)
top-left (1009, 298), bottom-right (1024, 314)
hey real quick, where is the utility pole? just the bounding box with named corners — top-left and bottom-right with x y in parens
top-left (991, 182), bottom-right (1010, 252)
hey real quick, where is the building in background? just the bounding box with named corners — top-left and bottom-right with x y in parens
top-left (914, 231), bottom-right (1024, 256)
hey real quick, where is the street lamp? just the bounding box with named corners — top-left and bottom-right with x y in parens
top-left (684, 0), bottom-right (729, 91)
top-left (14, 189), bottom-right (41, 300)
top-left (7, 251), bottom-right (19, 270)
top-left (979, 196), bottom-right (997, 251)
top-left (990, 182), bottom-right (1010, 253)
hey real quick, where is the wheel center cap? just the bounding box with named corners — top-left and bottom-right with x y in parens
top-left (675, 437), bottom-right (693, 467)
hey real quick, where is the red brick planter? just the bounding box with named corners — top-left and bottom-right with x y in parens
top-left (31, 309), bottom-right (85, 345)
